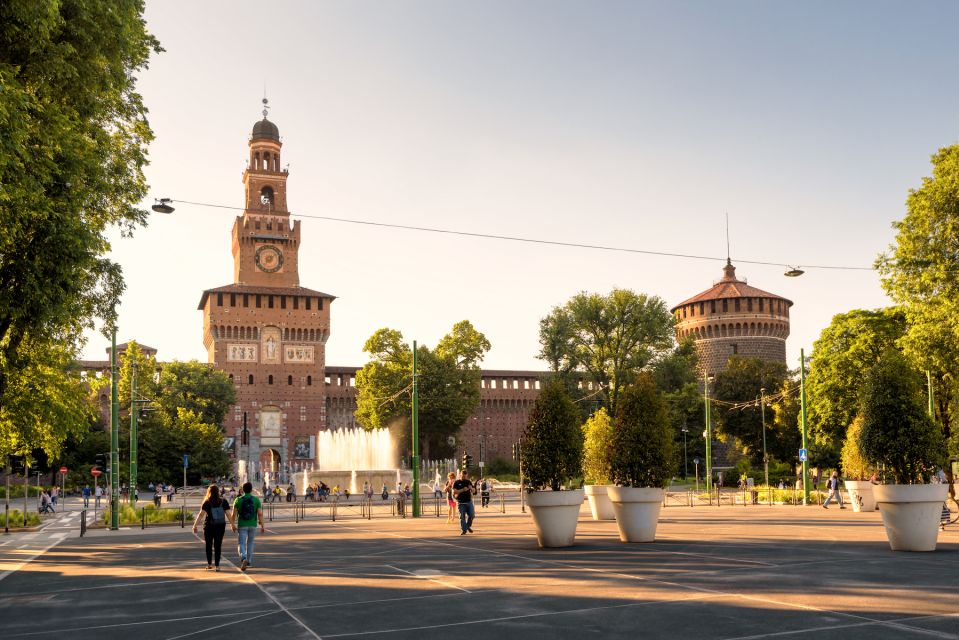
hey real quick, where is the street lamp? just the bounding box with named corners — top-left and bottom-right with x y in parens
top-left (681, 422), bottom-right (689, 480)
top-left (759, 388), bottom-right (769, 492)
top-left (109, 199), bottom-right (173, 530)
top-left (703, 372), bottom-right (714, 493)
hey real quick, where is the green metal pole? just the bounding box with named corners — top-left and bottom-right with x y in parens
top-left (704, 372), bottom-right (713, 494)
top-left (129, 362), bottom-right (137, 505)
top-left (412, 340), bottom-right (420, 517)
top-left (800, 349), bottom-right (810, 505)
top-left (760, 388), bottom-right (768, 490)
top-left (927, 370), bottom-right (934, 418)
top-left (110, 330), bottom-right (120, 530)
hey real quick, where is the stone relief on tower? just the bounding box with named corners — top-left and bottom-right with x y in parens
top-left (261, 326), bottom-right (281, 364)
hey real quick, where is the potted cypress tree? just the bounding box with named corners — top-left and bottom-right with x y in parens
top-left (840, 416), bottom-right (878, 512)
top-left (858, 352), bottom-right (947, 551)
top-left (608, 374), bottom-right (677, 542)
top-left (582, 408), bottom-right (615, 520)
top-left (520, 379), bottom-right (584, 548)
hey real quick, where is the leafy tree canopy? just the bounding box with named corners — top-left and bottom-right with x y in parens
top-left (538, 288), bottom-right (675, 418)
top-left (355, 321), bottom-right (490, 459)
top-left (0, 0), bottom-right (160, 455)
top-left (806, 308), bottom-right (907, 453)
top-left (877, 144), bottom-right (959, 481)
top-left (712, 357), bottom-right (794, 465)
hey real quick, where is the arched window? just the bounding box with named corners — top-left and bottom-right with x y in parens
top-left (260, 186), bottom-right (274, 206)
top-left (288, 375), bottom-right (293, 385)
top-left (268, 375), bottom-right (273, 385)
top-left (307, 375), bottom-right (312, 386)
top-left (248, 374), bottom-right (254, 385)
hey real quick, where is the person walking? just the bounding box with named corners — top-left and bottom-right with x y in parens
top-left (192, 484), bottom-right (230, 571)
top-left (444, 471), bottom-right (457, 524)
top-left (94, 484), bottom-right (103, 508)
top-left (822, 471), bottom-right (845, 509)
top-left (479, 477), bottom-right (492, 508)
top-left (82, 485), bottom-right (91, 509)
top-left (229, 482), bottom-right (264, 571)
top-left (452, 470), bottom-right (475, 535)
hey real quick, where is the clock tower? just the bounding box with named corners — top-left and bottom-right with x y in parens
top-left (198, 100), bottom-right (335, 484)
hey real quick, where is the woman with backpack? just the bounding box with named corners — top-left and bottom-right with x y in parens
top-left (192, 484), bottom-right (230, 571)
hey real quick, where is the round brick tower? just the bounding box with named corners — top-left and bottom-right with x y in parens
top-left (671, 260), bottom-right (791, 376)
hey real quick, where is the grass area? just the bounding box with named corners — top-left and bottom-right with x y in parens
top-left (0, 509), bottom-right (41, 527)
top-left (102, 503), bottom-right (195, 526)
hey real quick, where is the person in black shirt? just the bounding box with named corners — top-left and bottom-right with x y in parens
top-left (452, 470), bottom-right (475, 535)
top-left (192, 484), bottom-right (231, 571)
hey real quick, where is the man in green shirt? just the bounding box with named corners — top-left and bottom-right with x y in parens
top-left (229, 482), bottom-right (264, 571)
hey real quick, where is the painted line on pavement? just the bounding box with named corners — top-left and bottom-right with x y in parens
top-left (384, 564), bottom-right (471, 593)
top-left (320, 591), bottom-right (720, 638)
top-left (0, 535), bottom-right (65, 584)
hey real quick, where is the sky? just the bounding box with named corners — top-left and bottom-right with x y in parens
top-left (82, 1), bottom-right (959, 371)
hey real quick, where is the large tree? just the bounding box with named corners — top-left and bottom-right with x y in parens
top-left (0, 1), bottom-right (160, 458)
top-left (99, 342), bottom-right (233, 485)
top-left (538, 288), bottom-right (675, 419)
top-left (877, 144), bottom-right (959, 478)
top-left (805, 308), bottom-right (907, 455)
top-left (711, 357), bottom-right (797, 465)
top-left (354, 321), bottom-right (491, 459)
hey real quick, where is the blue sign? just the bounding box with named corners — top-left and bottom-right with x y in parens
top-left (799, 448), bottom-right (807, 462)
top-left (183, 454), bottom-right (189, 469)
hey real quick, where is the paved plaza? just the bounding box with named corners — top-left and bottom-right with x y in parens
top-left (1, 499), bottom-right (958, 639)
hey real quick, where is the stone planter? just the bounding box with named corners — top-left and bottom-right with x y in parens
top-left (607, 486), bottom-right (664, 543)
top-left (845, 480), bottom-right (877, 513)
top-left (584, 484), bottom-right (615, 521)
top-left (872, 483), bottom-right (948, 552)
top-left (526, 489), bottom-right (584, 548)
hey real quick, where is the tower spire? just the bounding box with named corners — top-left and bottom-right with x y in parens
top-left (261, 96), bottom-right (270, 120)
top-left (725, 211), bottom-right (731, 266)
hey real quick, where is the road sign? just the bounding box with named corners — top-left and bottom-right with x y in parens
top-left (799, 448), bottom-right (808, 462)
top-left (90, 468), bottom-right (102, 477)
top-left (478, 461), bottom-right (485, 468)
top-left (693, 457), bottom-right (701, 465)
top-left (183, 454), bottom-right (189, 469)
top-left (60, 466), bottom-right (68, 475)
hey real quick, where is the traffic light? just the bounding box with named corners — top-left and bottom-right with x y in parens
top-left (511, 443), bottom-right (517, 460)
top-left (94, 453), bottom-right (107, 474)
top-left (7, 454), bottom-right (25, 474)
top-left (461, 452), bottom-right (473, 470)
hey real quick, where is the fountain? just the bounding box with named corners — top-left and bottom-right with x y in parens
top-left (295, 427), bottom-right (411, 497)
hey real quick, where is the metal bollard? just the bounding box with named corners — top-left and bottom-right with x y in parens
top-left (181, 505), bottom-right (185, 527)
top-left (80, 509), bottom-right (87, 537)
top-left (141, 508), bottom-right (146, 530)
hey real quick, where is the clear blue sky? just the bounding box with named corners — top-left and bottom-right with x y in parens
top-left (83, 1), bottom-right (959, 371)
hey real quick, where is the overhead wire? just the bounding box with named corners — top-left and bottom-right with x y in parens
top-left (167, 199), bottom-right (874, 272)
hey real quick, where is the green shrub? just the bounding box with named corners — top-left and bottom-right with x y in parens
top-left (582, 408), bottom-right (613, 485)
top-left (0, 509), bottom-right (40, 527)
top-left (486, 457), bottom-right (517, 477)
top-left (857, 351), bottom-right (946, 484)
top-left (840, 416), bottom-right (877, 480)
top-left (102, 503), bottom-right (194, 525)
top-left (520, 379), bottom-right (583, 491)
top-left (610, 374), bottom-right (677, 488)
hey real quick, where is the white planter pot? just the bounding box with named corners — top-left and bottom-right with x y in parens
top-left (872, 484), bottom-right (948, 552)
top-left (526, 489), bottom-right (584, 548)
top-left (607, 486), bottom-right (664, 543)
top-left (844, 480), bottom-right (877, 513)
top-left (584, 484), bottom-right (615, 521)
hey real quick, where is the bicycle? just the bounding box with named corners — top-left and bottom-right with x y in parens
top-left (941, 496), bottom-right (959, 530)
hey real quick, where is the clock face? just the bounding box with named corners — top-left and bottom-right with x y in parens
top-left (255, 244), bottom-right (284, 272)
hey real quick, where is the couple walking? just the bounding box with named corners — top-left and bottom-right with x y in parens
top-left (192, 481), bottom-right (265, 571)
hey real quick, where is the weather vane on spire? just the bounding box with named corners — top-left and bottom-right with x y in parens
top-left (261, 96), bottom-right (270, 119)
